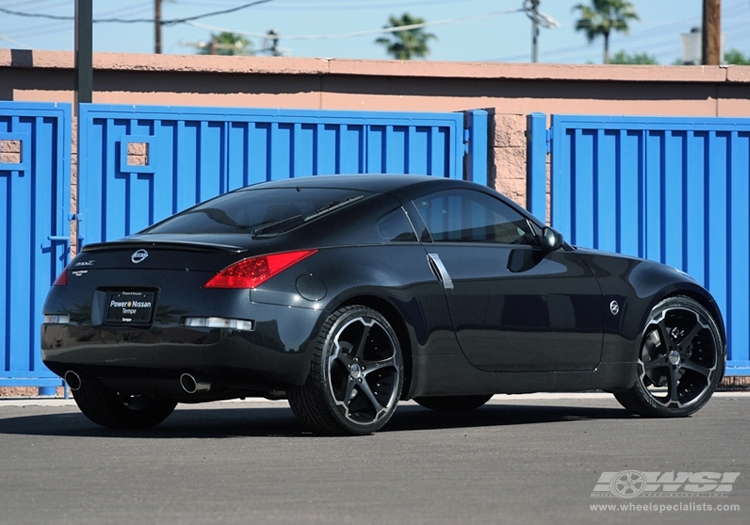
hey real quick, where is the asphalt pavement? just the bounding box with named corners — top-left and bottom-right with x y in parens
top-left (0, 393), bottom-right (748, 525)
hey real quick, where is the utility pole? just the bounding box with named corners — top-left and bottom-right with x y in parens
top-left (529, 0), bottom-right (540, 63)
top-left (702, 0), bottom-right (721, 65)
top-left (75, 0), bottom-right (92, 107)
top-left (155, 0), bottom-right (162, 54)
top-left (264, 29), bottom-right (280, 56)
top-left (523, 0), bottom-right (558, 63)
top-left (74, 0), bottom-right (92, 265)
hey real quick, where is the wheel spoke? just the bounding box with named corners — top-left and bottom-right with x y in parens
top-left (668, 366), bottom-right (680, 404)
top-left (342, 377), bottom-right (357, 405)
top-left (357, 380), bottom-right (386, 417)
top-left (353, 322), bottom-right (372, 361)
top-left (362, 355), bottom-right (398, 376)
top-left (334, 347), bottom-right (354, 369)
top-left (676, 321), bottom-right (703, 347)
top-left (654, 318), bottom-right (670, 348)
top-left (680, 359), bottom-right (712, 378)
top-left (642, 354), bottom-right (668, 372)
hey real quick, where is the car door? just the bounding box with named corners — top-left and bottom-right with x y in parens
top-left (410, 188), bottom-right (604, 373)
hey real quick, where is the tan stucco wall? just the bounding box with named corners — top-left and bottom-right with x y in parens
top-left (2, 49), bottom-right (749, 208)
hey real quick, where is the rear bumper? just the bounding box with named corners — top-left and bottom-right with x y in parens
top-left (41, 303), bottom-right (323, 399)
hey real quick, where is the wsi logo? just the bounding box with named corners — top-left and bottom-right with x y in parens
top-left (592, 471), bottom-right (740, 498)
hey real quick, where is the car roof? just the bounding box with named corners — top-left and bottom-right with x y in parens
top-left (241, 174), bottom-right (464, 194)
top-left (236, 174), bottom-right (537, 227)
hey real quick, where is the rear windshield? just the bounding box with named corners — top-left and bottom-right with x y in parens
top-left (142, 187), bottom-right (367, 236)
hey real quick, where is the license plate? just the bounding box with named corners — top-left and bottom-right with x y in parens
top-left (105, 291), bottom-right (155, 325)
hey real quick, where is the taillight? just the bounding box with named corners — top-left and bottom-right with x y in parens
top-left (204, 249), bottom-right (317, 289)
top-left (53, 266), bottom-right (69, 286)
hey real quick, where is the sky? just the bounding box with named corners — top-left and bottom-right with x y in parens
top-left (0, 0), bottom-right (749, 64)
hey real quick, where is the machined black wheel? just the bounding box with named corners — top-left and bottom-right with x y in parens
top-left (289, 305), bottom-right (404, 435)
top-left (414, 394), bottom-right (493, 412)
top-left (73, 381), bottom-right (177, 429)
top-left (614, 296), bottom-right (724, 417)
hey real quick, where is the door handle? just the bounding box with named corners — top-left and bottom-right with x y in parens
top-left (426, 253), bottom-right (454, 290)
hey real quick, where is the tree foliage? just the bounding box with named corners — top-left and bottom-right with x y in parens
top-left (610, 50), bottom-right (658, 65)
top-left (374, 13), bottom-right (437, 60)
top-left (198, 32), bottom-right (254, 56)
top-left (572, 0), bottom-right (640, 64)
top-left (724, 49), bottom-right (750, 65)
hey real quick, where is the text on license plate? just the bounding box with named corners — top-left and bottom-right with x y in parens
top-left (105, 291), bottom-right (155, 325)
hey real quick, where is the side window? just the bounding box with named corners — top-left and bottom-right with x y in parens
top-left (414, 189), bottom-right (534, 244)
top-left (377, 208), bottom-right (418, 242)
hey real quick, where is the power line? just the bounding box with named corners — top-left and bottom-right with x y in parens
top-left (175, 0), bottom-right (478, 10)
top-left (186, 7), bottom-right (525, 41)
top-left (2, 0), bottom-right (70, 8)
top-left (0, 3), bottom-right (154, 39)
top-left (0, 0), bottom-right (273, 25)
top-left (0, 33), bottom-right (31, 48)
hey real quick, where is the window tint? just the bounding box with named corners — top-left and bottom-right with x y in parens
top-left (414, 189), bottom-right (533, 244)
top-left (377, 208), bottom-right (418, 242)
top-left (143, 188), bottom-right (366, 235)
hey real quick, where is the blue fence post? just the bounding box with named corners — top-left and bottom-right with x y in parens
top-left (526, 112), bottom-right (547, 221)
top-left (465, 110), bottom-right (488, 186)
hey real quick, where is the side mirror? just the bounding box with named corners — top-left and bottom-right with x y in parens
top-left (541, 227), bottom-right (563, 252)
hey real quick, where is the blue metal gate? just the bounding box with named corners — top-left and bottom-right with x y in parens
top-left (78, 105), bottom-right (481, 244)
top-left (528, 114), bottom-right (750, 375)
top-left (0, 102), bottom-right (485, 390)
top-left (0, 102), bottom-right (71, 390)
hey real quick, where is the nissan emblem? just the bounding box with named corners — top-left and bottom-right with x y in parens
top-left (131, 249), bottom-right (149, 264)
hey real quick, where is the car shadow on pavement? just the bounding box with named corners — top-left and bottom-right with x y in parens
top-left (385, 403), bottom-right (632, 433)
top-left (0, 402), bottom-right (633, 438)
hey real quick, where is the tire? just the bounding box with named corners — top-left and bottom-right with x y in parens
top-left (614, 296), bottom-right (725, 418)
top-left (288, 305), bottom-right (404, 435)
top-left (414, 394), bottom-right (493, 412)
top-left (73, 381), bottom-right (177, 429)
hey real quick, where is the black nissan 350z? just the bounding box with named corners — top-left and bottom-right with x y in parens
top-left (41, 174), bottom-right (726, 435)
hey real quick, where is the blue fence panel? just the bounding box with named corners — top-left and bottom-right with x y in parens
top-left (546, 114), bottom-right (750, 374)
top-left (0, 102), bottom-right (71, 389)
top-left (78, 104), bottom-right (468, 245)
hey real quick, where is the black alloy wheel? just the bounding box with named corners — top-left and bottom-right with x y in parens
top-left (289, 305), bottom-right (404, 435)
top-left (73, 380), bottom-right (177, 428)
top-left (614, 296), bottom-right (724, 417)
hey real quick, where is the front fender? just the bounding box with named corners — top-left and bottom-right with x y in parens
top-left (574, 249), bottom-right (726, 361)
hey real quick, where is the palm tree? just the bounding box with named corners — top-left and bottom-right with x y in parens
top-left (572, 0), bottom-right (639, 64)
top-left (198, 32), bottom-right (254, 56)
top-left (375, 13), bottom-right (437, 60)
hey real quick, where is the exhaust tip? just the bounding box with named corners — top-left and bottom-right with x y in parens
top-left (64, 370), bottom-right (82, 391)
top-left (180, 373), bottom-right (211, 394)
